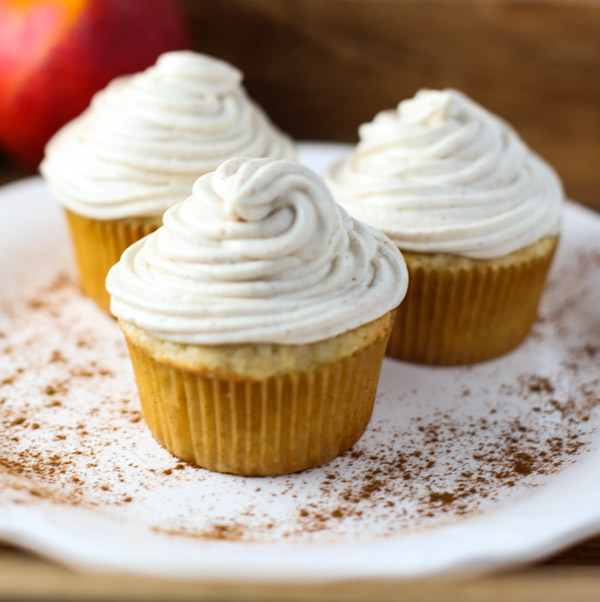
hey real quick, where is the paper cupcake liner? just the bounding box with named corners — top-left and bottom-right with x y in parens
top-left (124, 327), bottom-right (391, 476)
top-left (387, 238), bottom-right (558, 365)
top-left (65, 210), bottom-right (162, 312)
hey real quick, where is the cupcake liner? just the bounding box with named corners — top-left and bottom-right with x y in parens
top-left (65, 210), bottom-right (161, 312)
top-left (124, 324), bottom-right (392, 476)
top-left (387, 237), bottom-right (558, 365)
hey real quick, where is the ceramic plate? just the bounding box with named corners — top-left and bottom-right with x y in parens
top-left (0, 143), bottom-right (599, 581)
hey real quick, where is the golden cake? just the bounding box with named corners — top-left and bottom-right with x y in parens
top-left (107, 158), bottom-right (408, 475)
top-left (326, 89), bottom-right (562, 365)
top-left (41, 51), bottom-right (295, 311)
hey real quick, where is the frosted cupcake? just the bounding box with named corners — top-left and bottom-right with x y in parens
top-left (41, 51), bottom-right (294, 312)
top-left (327, 89), bottom-right (562, 365)
top-left (107, 158), bottom-right (408, 476)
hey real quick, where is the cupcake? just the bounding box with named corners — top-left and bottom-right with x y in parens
top-left (106, 158), bottom-right (408, 476)
top-left (326, 89), bottom-right (563, 365)
top-left (41, 51), bottom-right (294, 312)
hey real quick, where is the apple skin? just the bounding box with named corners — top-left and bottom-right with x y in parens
top-left (0, 0), bottom-right (189, 168)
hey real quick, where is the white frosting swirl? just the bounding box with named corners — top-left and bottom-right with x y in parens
top-left (41, 51), bottom-right (295, 220)
top-left (106, 158), bottom-right (408, 345)
top-left (326, 89), bottom-right (563, 259)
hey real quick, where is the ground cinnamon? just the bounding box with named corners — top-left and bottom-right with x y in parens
top-left (0, 257), bottom-right (598, 544)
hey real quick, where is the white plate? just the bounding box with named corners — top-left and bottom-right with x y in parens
top-left (0, 143), bottom-right (599, 582)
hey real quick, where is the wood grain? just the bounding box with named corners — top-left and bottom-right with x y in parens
top-left (181, 0), bottom-right (600, 210)
top-left (2, 0), bottom-right (600, 208)
top-left (3, 551), bottom-right (600, 602)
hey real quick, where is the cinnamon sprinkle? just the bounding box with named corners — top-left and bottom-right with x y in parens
top-left (0, 246), bottom-right (599, 544)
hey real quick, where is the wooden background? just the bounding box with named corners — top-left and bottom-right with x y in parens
top-left (2, 0), bottom-right (599, 210)
top-left (2, 0), bottom-right (600, 599)
top-left (181, 0), bottom-right (600, 210)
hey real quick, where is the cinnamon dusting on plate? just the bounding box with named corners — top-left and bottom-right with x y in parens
top-left (0, 248), bottom-right (599, 544)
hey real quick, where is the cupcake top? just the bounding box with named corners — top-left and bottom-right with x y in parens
top-left (41, 51), bottom-right (295, 220)
top-left (106, 157), bottom-right (408, 345)
top-left (326, 89), bottom-right (563, 259)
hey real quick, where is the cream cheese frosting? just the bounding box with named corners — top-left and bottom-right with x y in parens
top-left (106, 158), bottom-right (408, 345)
top-left (326, 89), bottom-right (563, 259)
top-left (41, 51), bottom-right (295, 220)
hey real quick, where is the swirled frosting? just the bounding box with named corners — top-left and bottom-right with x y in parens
top-left (106, 158), bottom-right (408, 345)
top-left (326, 89), bottom-right (563, 259)
top-left (41, 51), bottom-right (295, 220)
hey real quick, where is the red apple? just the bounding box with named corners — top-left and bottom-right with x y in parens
top-left (0, 0), bottom-right (189, 168)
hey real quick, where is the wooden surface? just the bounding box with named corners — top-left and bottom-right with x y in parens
top-left (4, 543), bottom-right (600, 602)
top-left (2, 0), bottom-right (600, 599)
top-left (2, 0), bottom-right (600, 210)
top-left (181, 0), bottom-right (600, 212)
